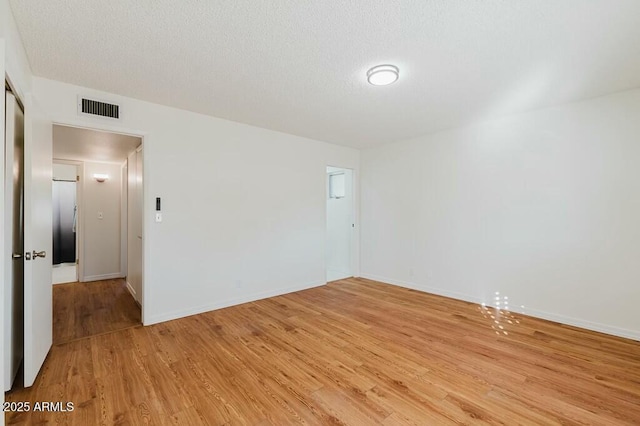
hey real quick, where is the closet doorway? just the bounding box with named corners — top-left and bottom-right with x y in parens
top-left (326, 166), bottom-right (355, 282)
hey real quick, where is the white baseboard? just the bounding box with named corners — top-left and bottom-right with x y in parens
top-left (327, 269), bottom-right (352, 282)
top-left (145, 280), bottom-right (325, 326)
top-left (82, 272), bottom-right (124, 282)
top-left (512, 306), bottom-right (640, 342)
top-left (125, 280), bottom-right (137, 297)
top-left (360, 273), bottom-right (640, 342)
top-left (360, 273), bottom-right (484, 304)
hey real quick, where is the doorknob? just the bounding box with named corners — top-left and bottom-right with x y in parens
top-left (32, 250), bottom-right (46, 259)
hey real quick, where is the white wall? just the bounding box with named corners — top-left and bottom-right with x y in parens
top-left (0, 0), bottom-right (31, 102)
top-left (80, 161), bottom-right (123, 281)
top-left (52, 163), bottom-right (76, 181)
top-left (33, 77), bottom-right (360, 324)
top-left (361, 89), bottom-right (640, 341)
top-left (326, 167), bottom-right (353, 281)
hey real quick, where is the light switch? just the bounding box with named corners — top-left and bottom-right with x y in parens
top-left (155, 212), bottom-right (162, 223)
top-left (97, 212), bottom-right (103, 220)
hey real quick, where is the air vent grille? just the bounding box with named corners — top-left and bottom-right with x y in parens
top-left (80, 98), bottom-right (120, 119)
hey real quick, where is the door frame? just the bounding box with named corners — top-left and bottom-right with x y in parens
top-left (325, 164), bottom-right (359, 282)
top-left (50, 119), bottom-right (148, 324)
top-left (3, 48), bottom-right (28, 397)
top-left (51, 159), bottom-right (83, 282)
top-left (2, 66), bottom-right (7, 403)
top-left (3, 85), bottom-right (26, 391)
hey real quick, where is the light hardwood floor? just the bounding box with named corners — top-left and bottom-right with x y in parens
top-left (5, 278), bottom-right (640, 424)
top-left (52, 279), bottom-right (141, 344)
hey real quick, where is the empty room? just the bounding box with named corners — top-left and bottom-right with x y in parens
top-left (1, 1), bottom-right (639, 425)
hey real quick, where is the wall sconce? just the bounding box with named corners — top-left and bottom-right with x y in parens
top-left (93, 173), bottom-right (109, 183)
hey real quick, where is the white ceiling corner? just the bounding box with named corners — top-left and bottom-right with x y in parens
top-left (10, 0), bottom-right (640, 149)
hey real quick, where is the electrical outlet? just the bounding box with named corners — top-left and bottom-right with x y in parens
top-left (97, 212), bottom-right (103, 220)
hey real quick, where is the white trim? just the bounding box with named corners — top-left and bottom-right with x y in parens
top-left (2, 43), bottom-right (7, 402)
top-left (120, 162), bottom-right (127, 279)
top-left (145, 280), bottom-right (325, 326)
top-left (516, 306), bottom-right (640, 342)
top-left (360, 273), bottom-right (479, 304)
top-left (125, 280), bottom-right (137, 298)
top-left (81, 272), bottom-right (124, 282)
top-left (140, 141), bottom-right (148, 325)
top-left (360, 273), bottom-right (640, 342)
top-left (327, 269), bottom-right (352, 283)
top-left (50, 118), bottom-right (145, 139)
top-left (77, 162), bottom-right (85, 282)
top-left (53, 157), bottom-right (124, 166)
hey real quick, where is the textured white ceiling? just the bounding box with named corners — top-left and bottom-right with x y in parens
top-left (53, 125), bottom-right (141, 163)
top-left (10, 1), bottom-right (640, 148)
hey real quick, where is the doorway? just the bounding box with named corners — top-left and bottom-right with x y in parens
top-left (51, 125), bottom-right (142, 343)
top-left (326, 166), bottom-right (354, 282)
top-left (52, 163), bottom-right (78, 284)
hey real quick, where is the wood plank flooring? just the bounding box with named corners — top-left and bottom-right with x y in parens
top-left (6, 278), bottom-right (640, 425)
top-left (52, 279), bottom-right (141, 344)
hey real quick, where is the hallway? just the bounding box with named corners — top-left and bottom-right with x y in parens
top-left (53, 279), bottom-right (141, 344)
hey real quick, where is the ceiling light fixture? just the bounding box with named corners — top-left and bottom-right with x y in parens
top-left (367, 64), bottom-right (399, 86)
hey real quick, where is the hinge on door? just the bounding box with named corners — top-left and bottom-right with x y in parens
top-left (77, 175), bottom-right (80, 181)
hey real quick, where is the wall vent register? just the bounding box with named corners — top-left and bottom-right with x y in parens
top-left (77, 96), bottom-right (120, 119)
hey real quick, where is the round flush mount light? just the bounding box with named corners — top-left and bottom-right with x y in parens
top-left (367, 64), bottom-right (399, 86)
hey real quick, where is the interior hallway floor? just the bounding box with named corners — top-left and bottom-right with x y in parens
top-left (5, 278), bottom-right (640, 424)
top-left (52, 278), bottom-right (141, 344)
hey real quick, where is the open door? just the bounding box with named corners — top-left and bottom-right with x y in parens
top-left (4, 91), bottom-right (25, 391)
top-left (23, 94), bottom-right (53, 386)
